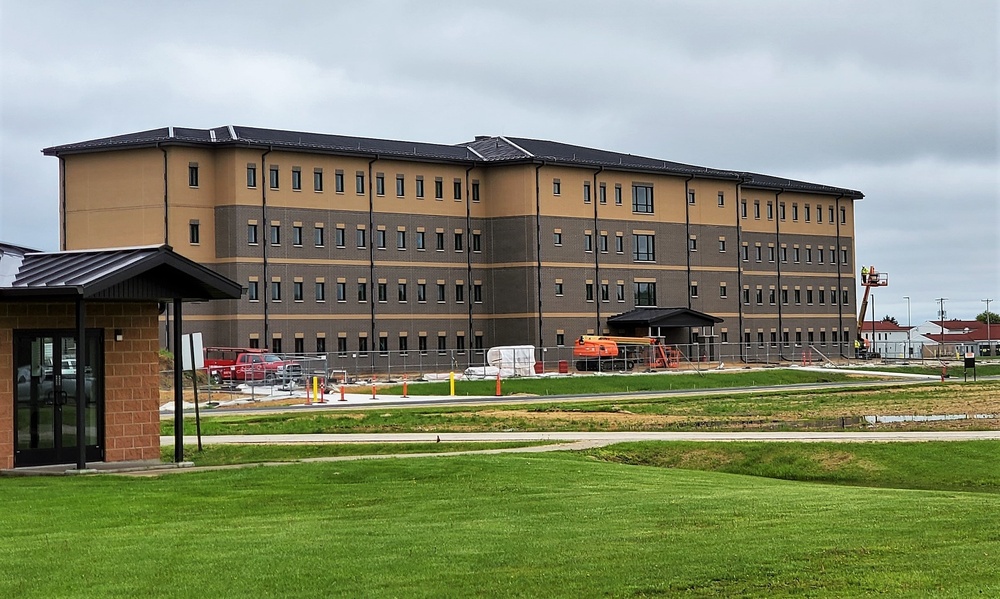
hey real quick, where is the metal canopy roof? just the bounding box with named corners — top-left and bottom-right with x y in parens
top-left (0, 244), bottom-right (242, 301)
top-left (607, 307), bottom-right (724, 328)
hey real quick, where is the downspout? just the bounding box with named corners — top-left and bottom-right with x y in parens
top-left (261, 146), bottom-right (272, 349)
top-left (735, 177), bottom-right (745, 363)
top-left (534, 161), bottom-right (545, 346)
top-left (834, 193), bottom-right (845, 358)
top-left (774, 188), bottom-right (785, 362)
top-left (592, 167), bottom-right (603, 332)
top-left (368, 156), bottom-right (378, 367)
top-left (465, 163), bottom-right (474, 362)
top-left (59, 156), bottom-right (67, 250)
top-left (683, 175), bottom-right (695, 311)
top-left (160, 144), bottom-right (169, 245)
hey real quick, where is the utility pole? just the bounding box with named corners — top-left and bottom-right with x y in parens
top-left (984, 298), bottom-right (993, 357)
top-left (903, 295), bottom-right (911, 359)
top-left (936, 297), bottom-right (947, 358)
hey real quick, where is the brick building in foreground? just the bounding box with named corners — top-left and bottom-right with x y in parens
top-left (43, 127), bottom-right (863, 366)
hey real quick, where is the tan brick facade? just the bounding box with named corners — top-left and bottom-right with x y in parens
top-left (0, 301), bottom-right (160, 469)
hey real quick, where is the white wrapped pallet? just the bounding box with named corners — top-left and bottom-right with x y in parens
top-left (486, 345), bottom-right (536, 377)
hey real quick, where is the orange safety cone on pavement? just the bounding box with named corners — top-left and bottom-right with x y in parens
top-left (371, 381), bottom-right (377, 400)
top-left (339, 384), bottom-right (346, 402)
top-left (495, 372), bottom-right (501, 396)
top-left (402, 374), bottom-right (408, 398)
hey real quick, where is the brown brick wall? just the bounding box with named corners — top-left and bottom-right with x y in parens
top-left (0, 300), bottom-right (160, 468)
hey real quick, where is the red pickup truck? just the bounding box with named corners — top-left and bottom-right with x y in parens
top-left (204, 347), bottom-right (302, 383)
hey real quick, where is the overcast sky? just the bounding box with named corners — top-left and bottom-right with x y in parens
top-left (1, 0), bottom-right (997, 325)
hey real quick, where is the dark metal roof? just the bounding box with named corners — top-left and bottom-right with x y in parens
top-left (0, 244), bottom-right (242, 301)
top-left (42, 126), bottom-right (863, 199)
top-left (608, 307), bottom-right (724, 328)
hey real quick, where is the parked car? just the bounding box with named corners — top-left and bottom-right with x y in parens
top-left (205, 347), bottom-right (302, 384)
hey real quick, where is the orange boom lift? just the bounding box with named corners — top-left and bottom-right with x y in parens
top-left (573, 335), bottom-right (680, 372)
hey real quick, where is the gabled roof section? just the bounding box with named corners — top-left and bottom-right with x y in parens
top-left (860, 320), bottom-right (913, 332)
top-left (608, 307), bottom-right (724, 328)
top-left (42, 126), bottom-right (863, 198)
top-left (0, 244), bottom-right (242, 301)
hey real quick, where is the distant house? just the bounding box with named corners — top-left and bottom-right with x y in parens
top-left (859, 320), bottom-right (917, 358)
top-left (911, 319), bottom-right (998, 358)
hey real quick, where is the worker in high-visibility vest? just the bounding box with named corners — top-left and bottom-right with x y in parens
top-left (861, 266), bottom-right (869, 284)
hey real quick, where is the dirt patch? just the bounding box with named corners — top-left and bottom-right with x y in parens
top-left (814, 450), bottom-right (882, 472)
top-left (675, 449), bottom-right (737, 469)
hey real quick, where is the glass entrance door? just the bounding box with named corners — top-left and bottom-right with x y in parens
top-left (14, 330), bottom-right (103, 467)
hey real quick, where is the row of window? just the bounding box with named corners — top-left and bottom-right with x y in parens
top-left (239, 163), bottom-right (481, 201)
top-left (741, 198), bottom-right (847, 226)
top-left (248, 279), bottom-right (484, 304)
top-left (742, 329), bottom-right (853, 347)
top-left (559, 280), bottom-right (852, 307)
top-left (244, 222), bottom-right (482, 253)
top-left (254, 333), bottom-right (486, 356)
top-left (740, 286), bottom-right (852, 306)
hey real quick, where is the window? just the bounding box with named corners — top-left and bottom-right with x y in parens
top-left (792, 204), bottom-right (799, 221)
top-left (829, 206), bottom-right (835, 223)
top-left (188, 164), bottom-right (199, 187)
top-left (336, 226), bottom-right (345, 248)
top-left (687, 189), bottom-right (696, 205)
top-left (418, 334), bottom-right (427, 355)
top-left (690, 284), bottom-right (698, 298)
top-left (270, 224), bottom-right (280, 245)
top-left (688, 236), bottom-right (697, 251)
top-left (615, 233), bottom-right (624, 254)
top-left (767, 201), bottom-right (773, 220)
top-left (720, 283), bottom-right (727, 298)
top-left (754, 200), bottom-right (761, 219)
top-left (396, 175), bottom-right (404, 197)
top-left (841, 249), bottom-right (848, 264)
top-left (417, 283), bottom-right (426, 302)
top-left (555, 282), bottom-right (564, 296)
top-left (741, 244), bottom-right (749, 261)
top-left (357, 282), bottom-right (366, 302)
top-left (272, 338), bottom-right (282, 354)
top-left (335, 171), bottom-right (344, 193)
top-left (840, 207), bottom-right (847, 224)
top-left (584, 233), bottom-right (593, 252)
top-left (601, 283), bottom-right (609, 301)
top-left (434, 178), bottom-right (443, 199)
top-left (455, 284), bottom-right (464, 303)
top-left (741, 199), bottom-right (748, 219)
top-left (472, 181), bottom-right (480, 202)
top-left (375, 173), bottom-right (385, 196)
top-left (337, 337), bottom-right (347, 357)
top-left (780, 246), bottom-right (788, 262)
top-left (782, 289), bottom-right (789, 304)
top-left (633, 234), bottom-right (655, 261)
top-left (454, 232), bottom-right (463, 252)
top-left (599, 183), bottom-right (607, 204)
top-left (398, 283), bottom-right (407, 302)
top-left (397, 230), bottom-right (406, 250)
top-left (376, 229), bottom-right (386, 250)
top-left (356, 172), bottom-right (365, 194)
top-left (599, 233), bottom-right (608, 253)
top-left (796, 331), bottom-right (803, 345)
top-left (416, 177), bottom-right (425, 198)
top-left (769, 288), bottom-right (776, 305)
top-left (770, 332), bottom-right (777, 347)
top-left (632, 184), bottom-right (654, 213)
top-left (717, 192), bottom-right (725, 207)
top-left (269, 166), bottom-right (279, 189)
top-left (248, 281), bottom-right (258, 301)
top-left (742, 288), bottom-right (750, 304)
top-left (614, 184), bottom-right (622, 205)
top-left (779, 202), bottom-right (786, 220)
top-left (293, 225), bottom-right (303, 246)
top-left (189, 222), bottom-right (200, 244)
top-left (473, 283), bottom-right (482, 303)
top-left (293, 281), bottom-right (303, 302)
top-left (556, 334), bottom-right (565, 346)
top-left (359, 337), bottom-right (368, 356)
top-left (817, 204), bottom-right (823, 223)
top-left (553, 179), bottom-right (561, 195)
top-left (316, 337), bottom-right (326, 354)
top-left (830, 248), bottom-right (837, 264)
top-left (292, 168), bottom-right (302, 191)
top-left (554, 231), bottom-right (563, 246)
top-left (314, 169), bottom-right (323, 192)
top-left (356, 228), bottom-right (366, 249)
top-left (377, 282), bottom-right (387, 302)
top-left (378, 336), bottom-right (389, 355)
top-left (634, 282), bottom-right (656, 306)
top-left (271, 281), bottom-right (281, 301)
top-left (794, 289), bottom-right (802, 304)
top-left (818, 289), bottom-right (825, 304)
top-left (437, 283), bottom-right (446, 302)
top-left (248, 224), bottom-right (259, 244)
top-left (806, 248), bottom-right (812, 263)
top-left (585, 283), bottom-right (594, 302)
top-left (314, 226), bottom-right (325, 247)
top-left (316, 282), bottom-right (326, 302)
top-left (454, 180), bottom-right (462, 200)
top-left (247, 164), bottom-right (257, 188)
top-left (616, 283), bottom-right (625, 302)
top-left (804, 205), bottom-right (810, 222)
top-left (438, 334), bottom-right (447, 354)
top-left (756, 288), bottom-right (763, 305)
top-left (842, 289), bottom-right (850, 305)
top-left (793, 247), bottom-right (800, 263)
top-left (416, 231), bottom-right (425, 250)
top-left (818, 249), bottom-right (824, 264)
top-left (399, 336), bottom-right (408, 355)
top-left (472, 232), bottom-right (481, 252)
top-left (583, 182), bottom-right (591, 203)
top-left (768, 246), bottom-right (775, 262)
top-left (436, 232), bottom-right (445, 251)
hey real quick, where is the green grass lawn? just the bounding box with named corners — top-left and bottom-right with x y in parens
top-left (163, 441), bottom-right (555, 466)
top-left (2, 446), bottom-right (998, 597)
top-left (380, 367), bottom-right (866, 396)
